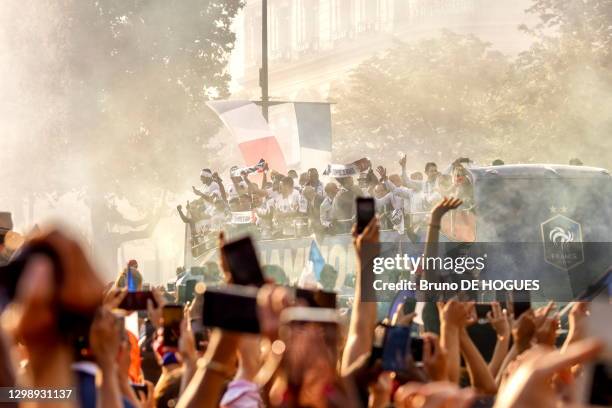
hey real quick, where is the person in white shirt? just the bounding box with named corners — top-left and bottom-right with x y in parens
top-left (320, 182), bottom-right (339, 229)
top-left (307, 168), bottom-right (325, 196)
top-left (192, 168), bottom-right (221, 201)
top-left (398, 156), bottom-right (440, 210)
top-left (273, 176), bottom-right (302, 236)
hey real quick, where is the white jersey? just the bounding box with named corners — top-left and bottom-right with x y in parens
top-left (201, 181), bottom-right (221, 199)
top-left (273, 190), bottom-right (301, 214)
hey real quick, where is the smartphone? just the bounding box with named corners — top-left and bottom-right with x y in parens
top-left (382, 325), bottom-right (411, 372)
top-left (512, 302), bottom-right (531, 318)
top-left (475, 304), bottom-right (492, 319)
top-left (162, 304), bottom-right (183, 348)
top-left (202, 285), bottom-right (260, 333)
top-left (410, 337), bottom-right (424, 362)
top-left (221, 237), bottom-right (265, 286)
top-left (295, 288), bottom-right (337, 309)
top-left (584, 302), bottom-right (612, 406)
top-left (356, 197), bottom-right (375, 234)
top-left (119, 291), bottom-right (157, 311)
top-left (507, 290), bottom-right (530, 318)
top-left (190, 318), bottom-right (209, 351)
top-left (131, 384), bottom-right (148, 398)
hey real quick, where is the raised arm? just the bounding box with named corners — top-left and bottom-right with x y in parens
top-left (341, 217), bottom-right (379, 374)
top-left (459, 304), bottom-right (497, 394)
top-left (423, 197), bottom-right (462, 283)
top-left (437, 299), bottom-right (466, 384)
top-left (487, 302), bottom-right (511, 378)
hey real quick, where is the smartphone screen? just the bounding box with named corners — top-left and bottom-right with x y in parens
top-left (356, 197), bottom-right (375, 234)
top-left (118, 291), bottom-right (157, 311)
top-left (475, 304), bottom-right (492, 319)
top-left (410, 337), bottom-right (424, 362)
top-left (295, 288), bottom-right (337, 309)
top-left (202, 286), bottom-right (260, 333)
top-left (221, 237), bottom-right (265, 286)
top-left (382, 325), bottom-right (411, 372)
top-left (162, 304), bottom-right (183, 348)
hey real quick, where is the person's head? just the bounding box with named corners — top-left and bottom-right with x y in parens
top-left (569, 158), bottom-right (583, 166)
top-left (452, 164), bottom-right (470, 186)
top-left (280, 176), bottom-right (294, 197)
top-left (127, 259), bottom-right (138, 271)
top-left (424, 162), bottom-right (438, 182)
top-left (302, 186), bottom-right (316, 202)
top-left (324, 182), bottom-right (339, 199)
top-left (410, 172), bottom-right (423, 181)
top-left (298, 172), bottom-right (309, 187)
top-left (308, 168), bottom-right (319, 184)
top-left (373, 183), bottom-right (388, 199)
top-left (492, 159), bottom-right (505, 166)
top-left (288, 169), bottom-right (298, 180)
top-left (200, 168), bottom-right (213, 185)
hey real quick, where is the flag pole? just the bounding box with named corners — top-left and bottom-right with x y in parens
top-left (259, 0), bottom-right (270, 122)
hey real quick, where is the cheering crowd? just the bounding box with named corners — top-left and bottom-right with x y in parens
top-left (1, 190), bottom-right (610, 408)
top-left (179, 155), bottom-right (480, 254)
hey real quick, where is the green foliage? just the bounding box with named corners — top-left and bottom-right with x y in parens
top-left (332, 1), bottom-right (612, 168)
top-left (1, 0), bottom-right (244, 207)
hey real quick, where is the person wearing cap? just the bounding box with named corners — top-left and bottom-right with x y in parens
top-left (192, 168), bottom-right (221, 202)
top-left (115, 259), bottom-right (143, 291)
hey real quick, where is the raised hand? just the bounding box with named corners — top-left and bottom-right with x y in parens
top-left (431, 197), bottom-right (463, 224)
top-left (352, 216), bottom-right (380, 257)
top-left (399, 154), bottom-right (407, 169)
top-left (487, 302), bottom-right (510, 340)
top-left (423, 333), bottom-right (448, 381)
top-left (103, 287), bottom-right (127, 309)
top-left (495, 339), bottom-right (602, 408)
top-left (512, 310), bottom-right (536, 353)
top-left (376, 166), bottom-right (387, 180)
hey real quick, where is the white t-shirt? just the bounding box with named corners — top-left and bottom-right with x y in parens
top-left (273, 190), bottom-right (301, 214)
top-left (201, 181), bottom-right (221, 199)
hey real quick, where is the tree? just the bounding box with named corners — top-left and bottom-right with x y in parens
top-left (331, 1), bottom-right (612, 169)
top-left (0, 0), bottom-right (244, 278)
top-left (511, 0), bottom-right (612, 166)
top-left (331, 32), bottom-right (515, 166)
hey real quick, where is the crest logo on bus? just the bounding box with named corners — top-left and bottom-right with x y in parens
top-left (540, 214), bottom-right (584, 270)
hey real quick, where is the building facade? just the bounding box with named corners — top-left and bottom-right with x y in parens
top-left (234, 0), bottom-right (535, 101)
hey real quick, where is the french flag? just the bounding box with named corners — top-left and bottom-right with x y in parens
top-left (207, 100), bottom-right (287, 174)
